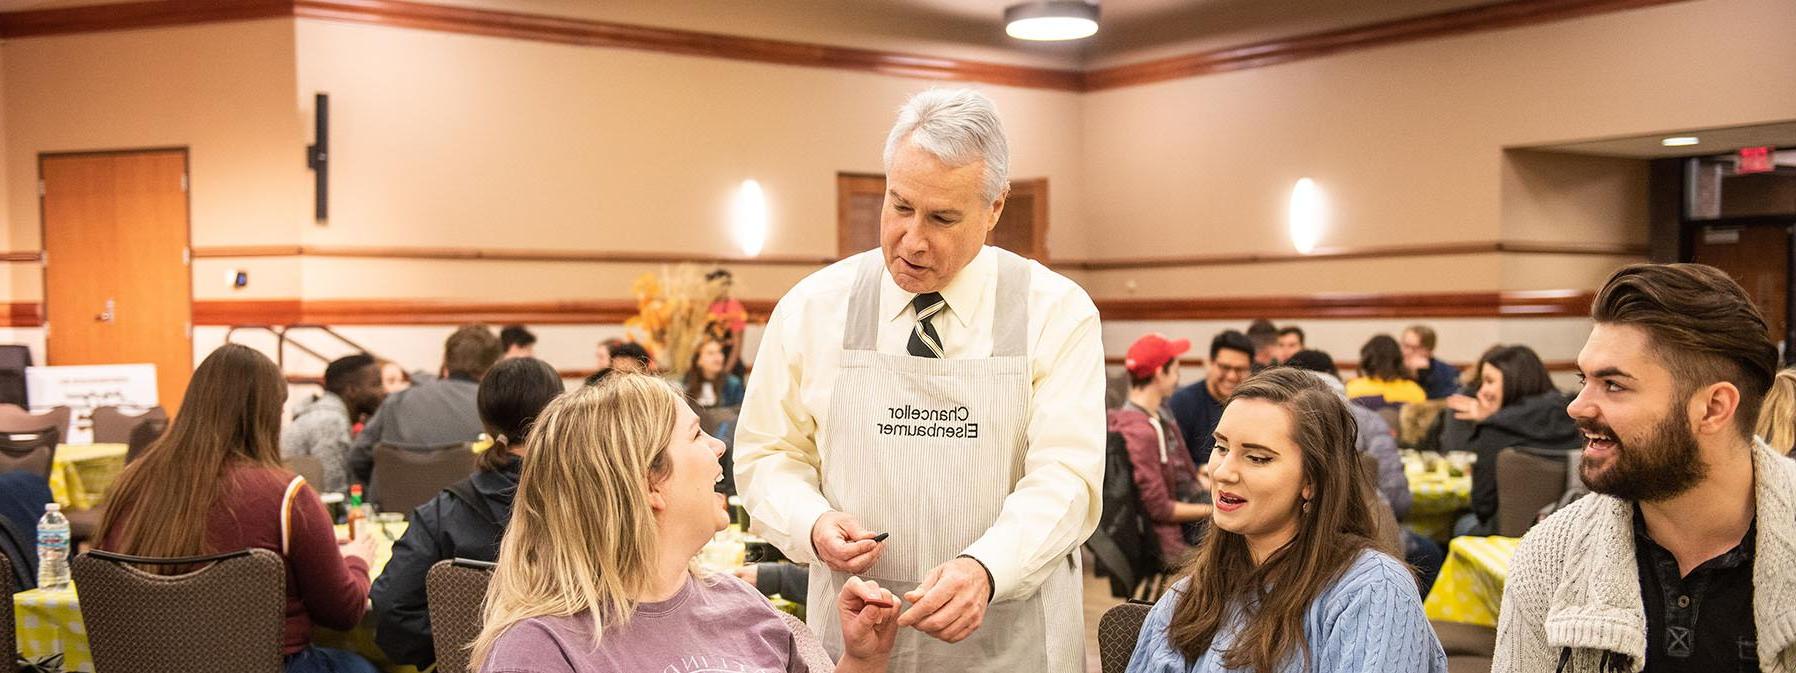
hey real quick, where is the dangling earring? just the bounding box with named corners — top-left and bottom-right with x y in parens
top-left (1301, 499), bottom-right (1311, 516)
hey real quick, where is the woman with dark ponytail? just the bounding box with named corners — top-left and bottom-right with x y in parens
top-left (370, 357), bottom-right (565, 668)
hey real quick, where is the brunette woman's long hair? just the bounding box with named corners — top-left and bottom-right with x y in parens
top-left (98, 344), bottom-right (287, 566)
top-left (1168, 367), bottom-right (1397, 671)
top-left (681, 339), bottom-right (728, 402)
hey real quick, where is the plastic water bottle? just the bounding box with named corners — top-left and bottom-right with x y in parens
top-left (37, 503), bottom-right (71, 590)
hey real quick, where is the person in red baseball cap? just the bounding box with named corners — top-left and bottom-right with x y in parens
top-left (1109, 333), bottom-right (1212, 566)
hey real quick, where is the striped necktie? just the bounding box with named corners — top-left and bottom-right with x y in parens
top-left (907, 292), bottom-right (947, 358)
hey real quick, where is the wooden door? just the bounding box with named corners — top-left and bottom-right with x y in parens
top-left (40, 150), bottom-right (193, 411)
top-left (987, 178), bottom-right (1048, 262)
top-left (838, 173), bottom-right (1049, 260)
top-left (1689, 221), bottom-right (1791, 343)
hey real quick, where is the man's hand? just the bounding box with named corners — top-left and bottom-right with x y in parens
top-left (810, 511), bottom-right (885, 574)
top-left (837, 577), bottom-right (901, 664)
top-left (897, 556), bottom-right (991, 643)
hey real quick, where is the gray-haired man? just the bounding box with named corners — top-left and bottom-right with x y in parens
top-left (734, 89), bottom-right (1103, 672)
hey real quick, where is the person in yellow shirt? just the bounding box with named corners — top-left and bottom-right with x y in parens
top-left (1346, 334), bottom-right (1428, 408)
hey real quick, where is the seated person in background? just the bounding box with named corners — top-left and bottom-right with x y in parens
top-left (1127, 368), bottom-right (1446, 673)
top-left (0, 471), bottom-right (53, 592)
top-left (281, 353), bottom-right (386, 494)
top-left (1442, 344), bottom-right (1582, 537)
top-left (1756, 367), bottom-right (1796, 456)
top-left (372, 357), bottom-right (566, 668)
top-left (734, 562), bottom-right (811, 606)
top-left (471, 374), bottom-right (900, 673)
top-left (594, 339), bottom-right (617, 371)
top-left (1346, 334), bottom-right (1428, 409)
top-left (1274, 326), bottom-right (1305, 364)
top-left (1402, 325), bottom-right (1462, 400)
top-left (1282, 350), bottom-right (1410, 519)
top-left (607, 341), bottom-right (654, 374)
top-left (1495, 264), bottom-right (1787, 672)
top-left (500, 324), bottom-right (537, 359)
top-left (1169, 330), bottom-right (1255, 465)
top-left (683, 338), bottom-right (745, 408)
top-left (1246, 319), bottom-right (1280, 371)
top-left (99, 344), bottom-right (378, 673)
top-left (1110, 333), bottom-right (1210, 566)
top-left (350, 324), bottom-right (502, 485)
top-left (378, 358), bottom-right (412, 395)
top-left (1284, 349), bottom-right (1444, 593)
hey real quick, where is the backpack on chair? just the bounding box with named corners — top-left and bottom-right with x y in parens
top-left (1085, 430), bottom-right (1164, 599)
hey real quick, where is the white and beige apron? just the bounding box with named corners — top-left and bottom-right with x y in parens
top-left (807, 251), bottom-right (1083, 673)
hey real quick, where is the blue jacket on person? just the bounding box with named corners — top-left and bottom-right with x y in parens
top-left (1418, 358), bottom-right (1462, 400)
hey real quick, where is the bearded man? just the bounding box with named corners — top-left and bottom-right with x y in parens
top-left (1493, 263), bottom-right (1790, 673)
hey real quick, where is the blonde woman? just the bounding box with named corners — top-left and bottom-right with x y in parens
top-left (1758, 367), bottom-right (1796, 455)
top-left (472, 374), bottom-right (900, 673)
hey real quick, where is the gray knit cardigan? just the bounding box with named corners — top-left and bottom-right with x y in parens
top-left (1493, 439), bottom-right (1796, 673)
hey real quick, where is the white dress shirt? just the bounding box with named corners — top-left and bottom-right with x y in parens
top-left (734, 246), bottom-right (1106, 601)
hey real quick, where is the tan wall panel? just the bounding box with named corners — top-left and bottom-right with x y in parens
top-left (2, 20), bottom-right (308, 250)
top-left (297, 256), bottom-right (820, 302)
top-left (8, 264), bottom-right (38, 302)
top-left (294, 20), bottom-right (1090, 263)
top-left (1499, 253), bottom-right (1645, 293)
top-left (1078, 0), bottom-right (1796, 260)
top-left (193, 257), bottom-right (303, 300)
top-left (1078, 254), bottom-right (1501, 299)
top-left (1500, 150), bottom-right (1649, 245)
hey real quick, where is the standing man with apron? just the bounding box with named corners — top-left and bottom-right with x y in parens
top-left (735, 88), bottom-right (1104, 672)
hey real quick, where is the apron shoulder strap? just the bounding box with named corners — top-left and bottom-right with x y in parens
top-left (990, 250), bottom-right (1032, 358)
top-left (842, 252), bottom-right (886, 352)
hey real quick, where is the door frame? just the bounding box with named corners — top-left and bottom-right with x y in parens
top-left (1677, 214), bottom-right (1796, 366)
top-left (36, 146), bottom-right (195, 375)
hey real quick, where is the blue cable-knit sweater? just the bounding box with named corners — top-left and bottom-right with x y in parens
top-left (1127, 549), bottom-right (1448, 673)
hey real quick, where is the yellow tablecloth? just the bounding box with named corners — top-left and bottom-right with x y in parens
top-left (13, 585), bottom-right (90, 671)
top-left (11, 520), bottom-right (410, 673)
top-left (48, 443), bottom-right (128, 510)
top-left (1402, 451), bottom-right (1473, 539)
top-left (1423, 535), bottom-right (1521, 628)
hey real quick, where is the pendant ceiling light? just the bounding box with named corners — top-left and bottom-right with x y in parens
top-left (1005, 1), bottom-right (1100, 41)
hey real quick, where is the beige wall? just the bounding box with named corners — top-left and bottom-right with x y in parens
top-left (1499, 150), bottom-right (1649, 246)
top-left (289, 18), bottom-right (1088, 300)
top-left (1078, 0), bottom-right (1795, 266)
top-left (3, 0), bottom-right (1791, 314)
top-left (2, 19), bottom-right (308, 301)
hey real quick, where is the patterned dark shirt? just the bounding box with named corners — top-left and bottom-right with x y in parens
top-left (1633, 505), bottom-right (1758, 673)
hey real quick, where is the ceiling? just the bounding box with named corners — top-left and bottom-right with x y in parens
top-left (1535, 121), bottom-right (1796, 159)
top-left (0, 0), bottom-right (1522, 68)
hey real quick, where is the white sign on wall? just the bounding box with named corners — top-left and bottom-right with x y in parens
top-left (25, 364), bottom-right (159, 444)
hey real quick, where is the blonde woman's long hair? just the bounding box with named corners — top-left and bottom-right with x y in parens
top-left (469, 373), bottom-right (683, 667)
top-left (1758, 368), bottom-right (1796, 456)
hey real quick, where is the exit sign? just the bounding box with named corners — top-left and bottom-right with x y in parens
top-left (1738, 146), bottom-right (1774, 174)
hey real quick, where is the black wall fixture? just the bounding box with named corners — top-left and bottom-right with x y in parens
top-left (306, 92), bottom-right (329, 221)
